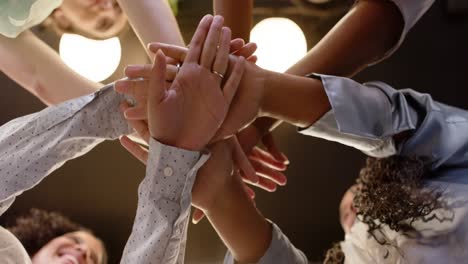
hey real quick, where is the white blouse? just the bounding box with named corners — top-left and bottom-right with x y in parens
top-left (0, 0), bottom-right (62, 38)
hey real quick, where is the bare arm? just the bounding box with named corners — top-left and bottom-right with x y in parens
top-left (286, 0), bottom-right (403, 76)
top-left (117, 0), bottom-right (185, 52)
top-left (214, 0), bottom-right (253, 41)
top-left (206, 174), bottom-right (272, 263)
top-left (252, 0), bottom-right (404, 135)
top-left (0, 31), bottom-right (101, 105)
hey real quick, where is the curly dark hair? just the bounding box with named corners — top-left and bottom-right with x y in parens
top-left (3, 208), bottom-right (107, 262)
top-left (324, 156), bottom-right (452, 264)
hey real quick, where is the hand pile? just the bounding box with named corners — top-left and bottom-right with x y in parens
top-left (115, 15), bottom-right (288, 223)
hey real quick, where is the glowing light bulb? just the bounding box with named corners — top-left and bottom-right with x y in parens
top-left (250, 18), bottom-right (307, 73)
top-left (59, 34), bottom-right (122, 82)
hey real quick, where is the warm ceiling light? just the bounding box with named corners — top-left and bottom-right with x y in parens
top-left (250, 17), bottom-right (307, 73)
top-left (59, 34), bottom-right (122, 82)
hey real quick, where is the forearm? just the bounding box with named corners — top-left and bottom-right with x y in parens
top-left (286, 0), bottom-right (403, 77)
top-left (261, 71), bottom-right (330, 128)
top-left (213, 0), bottom-right (253, 41)
top-left (206, 175), bottom-right (272, 263)
top-left (117, 0), bottom-right (185, 53)
top-left (0, 31), bottom-right (101, 105)
top-left (121, 139), bottom-right (209, 264)
top-left (0, 84), bottom-right (132, 203)
top-left (258, 0), bottom-right (403, 133)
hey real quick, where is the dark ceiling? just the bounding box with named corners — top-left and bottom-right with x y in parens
top-left (1, 0), bottom-right (468, 263)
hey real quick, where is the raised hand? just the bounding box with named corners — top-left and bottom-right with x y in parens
top-left (145, 15), bottom-right (245, 150)
top-left (143, 42), bottom-right (268, 141)
top-left (117, 35), bottom-right (290, 193)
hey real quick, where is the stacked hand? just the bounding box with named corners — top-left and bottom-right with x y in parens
top-left (115, 15), bottom-right (289, 222)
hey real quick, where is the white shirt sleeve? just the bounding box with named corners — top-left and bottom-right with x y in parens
top-left (0, 0), bottom-right (62, 38)
top-left (0, 227), bottom-right (31, 264)
top-left (0, 84), bottom-right (133, 215)
top-left (120, 138), bottom-right (210, 264)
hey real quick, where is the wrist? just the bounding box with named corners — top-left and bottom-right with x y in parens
top-left (204, 175), bottom-right (238, 215)
top-left (259, 70), bottom-right (280, 118)
top-left (259, 72), bottom-right (331, 128)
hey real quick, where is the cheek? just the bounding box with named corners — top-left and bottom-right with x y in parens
top-left (31, 247), bottom-right (56, 263)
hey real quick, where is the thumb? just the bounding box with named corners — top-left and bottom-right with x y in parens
top-left (148, 50), bottom-right (167, 115)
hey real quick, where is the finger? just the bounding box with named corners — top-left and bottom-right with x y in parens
top-left (149, 43), bottom-right (188, 63)
top-left (192, 208), bottom-right (205, 224)
top-left (251, 158), bottom-right (287, 186)
top-left (120, 102), bottom-right (151, 141)
top-left (241, 182), bottom-right (256, 199)
top-left (166, 57), bottom-right (180, 66)
top-left (247, 55), bottom-right (257, 63)
top-left (186, 15), bottom-right (214, 63)
top-left (223, 56), bottom-right (245, 104)
top-left (262, 133), bottom-right (290, 164)
top-left (148, 50), bottom-right (167, 112)
top-left (115, 79), bottom-right (149, 98)
top-left (250, 146), bottom-right (287, 171)
top-left (200, 16), bottom-right (224, 68)
top-left (256, 177), bottom-right (278, 192)
top-left (243, 176), bottom-right (278, 192)
top-left (232, 42), bottom-right (257, 59)
top-left (229, 38), bottom-right (245, 53)
top-left (166, 64), bottom-right (178, 82)
top-left (123, 105), bottom-right (147, 120)
top-left (125, 64), bottom-right (153, 79)
top-left (232, 137), bottom-right (258, 183)
top-left (212, 27), bottom-right (231, 76)
top-left (120, 136), bottom-right (149, 165)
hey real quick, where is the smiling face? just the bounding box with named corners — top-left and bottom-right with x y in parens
top-left (31, 231), bottom-right (105, 264)
top-left (54, 0), bottom-right (127, 39)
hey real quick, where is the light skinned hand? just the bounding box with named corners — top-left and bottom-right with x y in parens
top-left (115, 39), bottom-right (258, 121)
top-left (117, 38), bottom-right (289, 192)
top-left (146, 41), bottom-right (267, 141)
top-left (145, 15), bottom-right (245, 150)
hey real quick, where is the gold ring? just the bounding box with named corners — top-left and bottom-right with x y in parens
top-left (212, 70), bottom-right (224, 79)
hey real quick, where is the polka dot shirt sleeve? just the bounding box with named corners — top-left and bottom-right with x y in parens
top-left (120, 138), bottom-right (210, 264)
top-left (0, 83), bottom-right (133, 213)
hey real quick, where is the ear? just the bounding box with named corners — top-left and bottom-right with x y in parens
top-left (51, 9), bottom-right (72, 30)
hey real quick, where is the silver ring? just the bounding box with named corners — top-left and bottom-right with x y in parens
top-left (176, 63), bottom-right (181, 74)
top-left (212, 70), bottom-right (224, 79)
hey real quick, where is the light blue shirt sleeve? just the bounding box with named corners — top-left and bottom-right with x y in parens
top-left (300, 74), bottom-right (468, 175)
top-left (0, 0), bottom-right (62, 38)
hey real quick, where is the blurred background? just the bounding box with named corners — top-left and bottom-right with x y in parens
top-left (1, 0), bottom-right (468, 263)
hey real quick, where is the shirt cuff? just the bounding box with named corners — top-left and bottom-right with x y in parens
top-left (146, 138), bottom-right (210, 203)
top-left (33, 83), bottom-right (133, 139)
top-left (299, 74), bottom-right (397, 157)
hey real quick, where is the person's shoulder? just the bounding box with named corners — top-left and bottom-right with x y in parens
top-left (0, 0), bottom-right (62, 38)
top-left (0, 226), bottom-right (31, 263)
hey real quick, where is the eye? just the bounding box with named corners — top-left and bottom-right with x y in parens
top-left (66, 235), bottom-right (83, 245)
